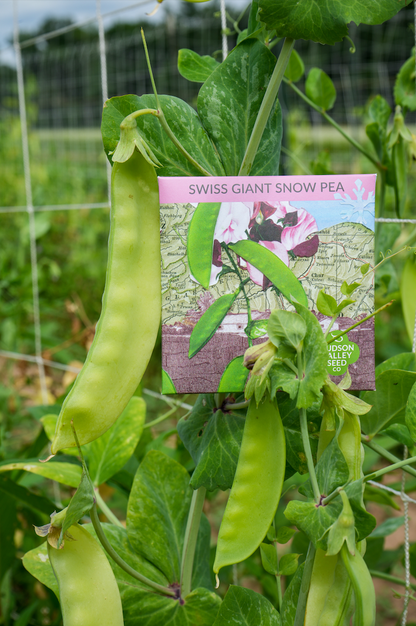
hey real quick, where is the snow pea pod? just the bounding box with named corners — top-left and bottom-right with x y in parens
top-left (341, 543), bottom-right (376, 626)
top-left (214, 396), bottom-right (286, 574)
top-left (51, 150), bottom-right (160, 453)
top-left (48, 523), bottom-right (124, 626)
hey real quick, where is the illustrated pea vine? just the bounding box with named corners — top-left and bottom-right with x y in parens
top-left (9, 1), bottom-right (416, 625)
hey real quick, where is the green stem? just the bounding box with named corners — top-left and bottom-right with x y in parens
top-left (143, 404), bottom-right (179, 430)
top-left (298, 351), bottom-right (321, 504)
top-left (223, 244), bottom-right (253, 345)
top-left (94, 489), bottom-right (124, 528)
top-left (90, 503), bottom-right (176, 597)
top-left (326, 301), bottom-right (393, 344)
top-left (284, 78), bottom-right (382, 173)
top-left (365, 454), bottom-right (416, 482)
top-left (361, 436), bottom-right (416, 479)
top-left (272, 519), bottom-right (283, 611)
top-left (239, 38), bottom-right (295, 176)
top-left (223, 399), bottom-right (250, 411)
top-left (180, 487), bottom-right (206, 598)
top-left (294, 543), bottom-right (316, 626)
top-left (369, 570), bottom-right (416, 591)
top-left (324, 315), bottom-right (337, 338)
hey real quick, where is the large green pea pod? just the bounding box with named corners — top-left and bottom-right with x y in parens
top-left (213, 396), bottom-right (286, 574)
top-left (48, 523), bottom-right (124, 626)
top-left (51, 150), bottom-right (161, 453)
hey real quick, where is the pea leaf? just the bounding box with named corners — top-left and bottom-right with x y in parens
top-left (305, 68), bottom-right (336, 111)
top-left (294, 304), bottom-right (328, 408)
top-left (197, 38), bottom-right (282, 176)
top-left (284, 49), bottom-right (305, 83)
top-left (212, 585), bottom-right (281, 626)
top-left (257, 0), bottom-right (412, 45)
top-left (375, 352), bottom-right (416, 376)
top-left (369, 516), bottom-right (404, 538)
top-left (361, 370), bottom-right (416, 437)
top-left (189, 293), bottom-right (238, 359)
top-left (218, 356), bottom-right (249, 393)
top-left (177, 394), bottom-right (245, 491)
top-left (279, 553), bottom-right (300, 576)
top-left (126, 450), bottom-right (212, 588)
top-left (0, 460), bottom-right (82, 488)
top-left (0, 489), bottom-right (16, 583)
top-left (260, 543), bottom-right (279, 576)
top-left (162, 369), bottom-right (177, 394)
top-left (187, 202), bottom-right (222, 289)
top-left (101, 94), bottom-right (225, 176)
top-left (280, 562), bottom-right (304, 625)
top-left (268, 309), bottom-right (307, 352)
top-left (0, 475), bottom-right (56, 516)
top-left (87, 396), bottom-right (146, 486)
top-left (405, 382), bottom-right (416, 442)
top-left (178, 49), bottom-right (220, 83)
top-left (278, 396), bottom-right (320, 474)
top-left (229, 240), bottom-right (308, 306)
top-left (22, 542), bottom-right (60, 600)
top-left (395, 56), bottom-right (416, 111)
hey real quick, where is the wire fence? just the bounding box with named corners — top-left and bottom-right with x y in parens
top-left (1, 1), bottom-right (416, 622)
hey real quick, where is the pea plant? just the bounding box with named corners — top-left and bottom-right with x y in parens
top-left (8, 0), bottom-right (416, 625)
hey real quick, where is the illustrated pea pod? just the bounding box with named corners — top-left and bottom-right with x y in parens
top-left (51, 149), bottom-right (161, 453)
top-left (48, 523), bottom-right (124, 626)
top-left (213, 395), bottom-right (286, 574)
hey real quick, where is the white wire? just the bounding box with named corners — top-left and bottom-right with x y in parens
top-left (401, 445), bottom-right (410, 626)
top-left (220, 0), bottom-right (228, 61)
top-left (0, 202), bottom-right (109, 214)
top-left (96, 0), bottom-right (112, 206)
top-left (13, 0), bottom-right (49, 405)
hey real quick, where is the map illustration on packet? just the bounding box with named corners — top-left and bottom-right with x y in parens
top-left (158, 175), bottom-right (376, 394)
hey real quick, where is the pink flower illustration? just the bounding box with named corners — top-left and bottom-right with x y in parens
top-left (214, 202), bottom-right (253, 244)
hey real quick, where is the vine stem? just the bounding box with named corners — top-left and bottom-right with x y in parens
top-left (326, 301), bottom-right (393, 344)
top-left (239, 38), bottom-right (295, 176)
top-left (223, 244), bottom-right (253, 345)
top-left (284, 78), bottom-right (382, 173)
top-left (180, 486), bottom-right (206, 598)
top-left (297, 350), bottom-right (320, 503)
top-left (293, 543), bottom-right (316, 626)
top-left (90, 503), bottom-right (176, 597)
top-left (369, 570), bottom-right (416, 591)
top-left (361, 436), bottom-right (416, 479)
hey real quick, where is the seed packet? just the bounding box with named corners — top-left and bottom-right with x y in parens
top-left (159, 174), bottom-right (376, 394)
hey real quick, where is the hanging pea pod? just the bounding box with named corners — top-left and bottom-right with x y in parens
top-left (52, 122), bottom-right (161, 453)
top-left (388, 105), bottom-right (412, 218)
top-left (341, 543), bottom-right (376, 626)
top-left (48, 523), bottom-right (124, 626)
top-left (213, 396), bottom-right (286, 574)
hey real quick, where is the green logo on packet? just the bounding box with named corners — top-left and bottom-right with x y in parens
top-left (327, 332), bottom-right (360, 376)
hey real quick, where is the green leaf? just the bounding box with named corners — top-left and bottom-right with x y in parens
top-left (257, 0), bottom-right (411, 45)
top-left (279, 553), bottom-right (300, 576)
top-left (177, 394), bottom-right (245, 491)
top-left (276, 526), bottom-right (296, 544)
top-left (229, 240), bottom-right (308, 306)
top-left (162, 369), bottom-right (177, 394)
top-left (380, 423), bottom-right (414, 448)
top-left (126, 450), bottom-right (211, 585)
top-left (87, 396), bottom-right (146, 486)
top-left (406, 382), bottom-right (416, 442)
top-left (178, 49), bottom-right (220, 83)
top-left (376, 352), bottom-right (416, 376)
top-left (368, 95), bottom-right (391, 130)
top-left (361, 370), bottom-right (416, 437)
top-left (261, 543), bottom-right (279, 575)
top-left (395, 56), bottom-right (416, 111)
top-left (197, 39), bottom-right (282, 176)
top-left (246, 319), bottom-right (269, 339)
top-left (284, 49), bottom-right (305, 83)
top-left (294, 304), bottom-right (328, 408)
top-left (401, 256), bottom-right (416, 345)
top-left (0, 475), bottom-right (56, 515)
top-left (316, 290), bottom-right (338, 317)
top-left (218, 356), bottom-right (249, 393)
top-left (0, 460), bottom-right (82, 488)
top-left (340, 281), bottom-right (361, 296)
top-left (268, 309), bottom-right (307, 352)
top-left (305, 68), bottom-right (336, 111)
top-left (189, 293), bottom-right (237, 359)
top-left (102, 94), bottom-right (224, 176)
top-left (369, 516), bottom-right (404, 538)
top-left (58, 469), bottom-right (95, 547)
top-left (280, 562), bottom-right (304, 625)
top-left (22, 542), bottom-right (59, 599)
top-left (187, 202), bottom-right (222, 289)
top-left (212, 585), bottom-right (281, 626)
